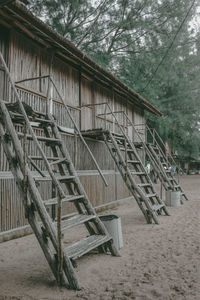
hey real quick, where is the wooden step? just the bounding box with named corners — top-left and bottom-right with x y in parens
top-left (6, 102), bottom-right (46, 117)
top-left (65, 235), bottom-right (112, 260)
top-left (31, 117), bottom-right (54, 125)
top-left (146, 193), bottom-right (157, 198)
top-left (112, 147), bottom-right (133, 152)
top-left (10, 112), bottom-right (54, 125)
top-left (111, 133), bottom-right (125, 141)
top-left (61, 214), bottom-right (96, 230)
top-left (18, 132), bottom-right (61, 144)
top-left (168, 177), bottom-right (175, 181)
top-left (81, 128), bottom-right (106, 136)
top-left (134, 142), bottom-right (143, 148)
top-left (35, 175), bottom-right (75, 182)
top-left (58, 175), bottom-right (76, 183)
top-left (127, 160), bottom-right (140, 164)
top-left (111, 132), bottom-right (124, 138)
top-left (130, 171), bottom-right (145, 176)
top-left (138, 183), bottom-right (151, 187)
top-left (29, 156), bottom-right (63, 161)
top-left (44, 195), bottom-right (85, 205)
top-left (152, 204), bottom-right (164, 211)
top-left (115, 136), bottom-right (125, 141)
top-left (173, 185), bottom-right (180, 189)
top-left (49, 157), bottom-right (69, 166)
top-left (150, 146), bottom-right (159, 152)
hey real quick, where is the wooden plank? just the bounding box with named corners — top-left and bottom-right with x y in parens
top-left (61, 214), bottom-right (96, 230)
top-left (44, 195), bottom-right (85, 206)
top-left (17, 132), bottom-right (61, 144)
top-left (34, 175), bottom-right (75, 182)
top-left (65, 235), bottom-right (112, 260)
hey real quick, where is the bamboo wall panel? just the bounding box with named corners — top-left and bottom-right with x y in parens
top-left (10, 31), bottom-right (79, 108)
top-left (16, 87), bottom-right (80, 129)
top-left (0, 145), bottom-right (9, 171)
top-left (9, 30), bottom-right (145, 136)
top-left (133, 106), bottom-right (145, 142)
top-left (0, 28), bottom-right (146, 236)
top-left (115, 174), bottom-right (131, 200)
top-left (127, 102), bottom-right (134, 139)
top-left (16, 87), bottom-right (47, 111)
top-left (53, 101), bottom-right (80, 129)
top-left (76, 138), bottom-right (115, 170)
top-left (0, 178), bottom-right (28, 231)
top-left (80, 77), bottom-right (93, 130)
top-left (10, 31), bottom-right (42, 92)
top-left (92, 84), bottom-right (134, 135)
top-left (0, 172), bottom-right (127, 233)
top-left (94, 83), bottom-right (113, 131)
top-left (0, 128), bottom-right (114, 172)
top-left (80, 174), bottom-right (116, 208)
top-left (113, 94), bottom-right (125, 135)
top-left (51, 57), bottom-right (79, 107)
top-left (0, 26), bottom-right (8, 100)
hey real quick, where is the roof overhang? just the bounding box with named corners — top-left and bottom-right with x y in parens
top-left (0, 0), bottom-right (162, 116)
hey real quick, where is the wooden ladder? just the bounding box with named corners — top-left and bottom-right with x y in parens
top-left (82, 129), bottom-right (170, 225)
top-left (0, 53), bottom-right (118, 290)
top-left (124, 115), bottom-right (188, 203)
top-left (146, 142), bottom-right (188, 201)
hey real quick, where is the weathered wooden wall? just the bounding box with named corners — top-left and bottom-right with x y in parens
top-left (0, 26), bottom-right (8, 100)
top-left (0, 27), bottom-right (145, 235)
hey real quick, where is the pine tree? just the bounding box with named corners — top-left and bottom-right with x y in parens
top-left (28, 0), bottom-right (200, 159)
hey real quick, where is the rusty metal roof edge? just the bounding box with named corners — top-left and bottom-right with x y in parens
top-left (5, 0), bottom-right (162, 116)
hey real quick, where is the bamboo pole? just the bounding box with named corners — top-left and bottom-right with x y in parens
top-left (49, 76), bottom-right (108, 187)
top-left (15, 75), bottom-right (50, 84)
top-left (46, 78), bottom-right (63, 286)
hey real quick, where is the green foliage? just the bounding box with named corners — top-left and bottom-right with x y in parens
top-left (28, 0), bottom-right (200, 158)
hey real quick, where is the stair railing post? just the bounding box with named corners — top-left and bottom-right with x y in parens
top-left (22, 122), bottom-right (30, 217)
top-left (46, 78), bottom-right (63, 285)
top-left (104, 103), bottom-right (107, 130)
top-left (153, 129), bottom-right (156, 146)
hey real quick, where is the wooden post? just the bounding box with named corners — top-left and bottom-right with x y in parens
top-left (160, 178), bottom-right (163, 200)
top-left (46, 78), bottom-right (63, 286)
top-left (23, 123), bottom-right (29, 217)
top-left (104, 103), bottom-right (107, 130)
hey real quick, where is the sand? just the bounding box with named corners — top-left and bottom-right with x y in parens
top-left (0, 175), bottom-right (200, 300)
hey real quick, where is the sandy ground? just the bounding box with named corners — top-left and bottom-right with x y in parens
top-left (0, 175), bottom-right (200, 300)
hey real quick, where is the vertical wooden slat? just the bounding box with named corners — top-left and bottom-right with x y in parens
top-left (0, 28), bottom-right (146, 236)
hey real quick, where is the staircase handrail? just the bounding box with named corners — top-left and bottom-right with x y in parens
top-left (15, 75), bottom-right (108, 187)
top-left (146, 125), bottom-right (177, 169)
top-left (121, 112), bottom-right (168, 176)
top-left (84, 103), bottom-right (164, 179)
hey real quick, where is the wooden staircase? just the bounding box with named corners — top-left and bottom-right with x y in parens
top-left (0, 52), bottom-right (118, 290)
top-left (82, 128), bottom-right (170, 225)
top-left (123, 114), bottom-right (188, 203)
top-left (146, 141), bottom-right (188, 201)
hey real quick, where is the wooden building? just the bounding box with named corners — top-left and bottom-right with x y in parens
top-left (0, 0), bottom-right (161, 240)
